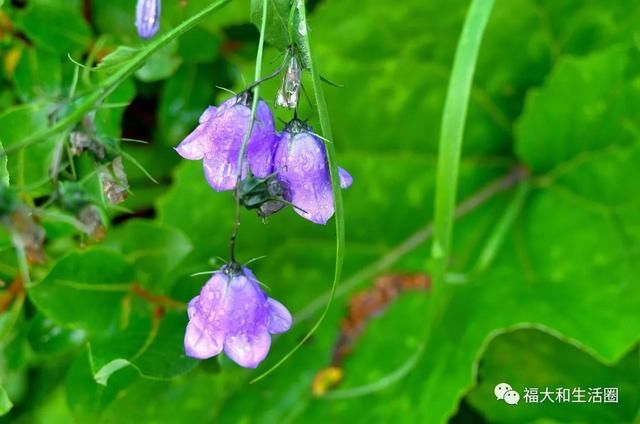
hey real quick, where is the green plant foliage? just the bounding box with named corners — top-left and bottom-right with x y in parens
top-left (28, 249), bottom-right (135, 334)
top-left (250, 0), bottom-right (292, 50)
top-left (0, 141), bottom-right (8, 185)
top-left (0, 385), bottom-right (12, 416)
top-left (0, 0), bottom-right (639, 423)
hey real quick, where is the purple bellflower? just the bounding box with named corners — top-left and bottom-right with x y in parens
top-left (184, 263), bottom-right (292, 368)
top-left (272, 119), bottom-right (352, 225)
top-left (135, 0), bottom-right (161, 39)
top-left (175, 93), bottom-right (277, 192)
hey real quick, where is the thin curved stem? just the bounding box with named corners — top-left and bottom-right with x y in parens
top-left (251, 0), bottom-right (345, 384)
top-left (430, 0), bottom-right (495, 315)
top-left (229, 0), bottom-right (269, 263)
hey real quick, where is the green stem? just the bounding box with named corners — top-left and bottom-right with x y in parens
top-left (431, 0), bottom-right (495, 292)
top-left (229, 0), bottom-right (268, 261)
top-left (472, 180), bottom-right (530, 274)
top-left (251, 0), bottom-right (344, 383)
top-left (4, 0), bottom-right (230, 156)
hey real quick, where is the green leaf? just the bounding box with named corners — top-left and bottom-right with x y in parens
top-left (65, 348), bottom-right (139, 422)
top-left (15, 0), bottom-right (91, 55)
top-left (250, 0), bottom-right (292, 50)
top-left (467, 329), bottom-right (640, 423)
top-left (27, 313), bottom-right (86, 356)
top-left (516, 46), bottom-right (640, 173)
top-left (177, 27), bottom-right (222, 63)
top-left (0, 102), bottom-right (54, 194)
top-left (89, 306), bottom-right (196, 383)
top-left (103, 220), bottom-right (192, 289)
top-left (0, 385), bottom-right (12, 417)
top-left (0, 140), bottom-right (8, 186)
top-left (135, 42), bottom-right (183, 83)
top-left (157, 63), bottom-right (222, 147)
top-left (28, 249), bottom-right (135, 334)
top-left (13, 48), bottom-right (62, 102)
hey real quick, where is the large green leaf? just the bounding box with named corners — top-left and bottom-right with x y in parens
top-left (28, 249), bottom-right (135, 334)
top-left (515, 46), bottom-right (640, 173)
top-left (467, 329), bottom-right (640, 423)
top-left (27, 313), bottom-right (86, 356)
top-left (89, 306), bottom-right (197, 384)
top-left (103, 220), bottom-right (192, 289)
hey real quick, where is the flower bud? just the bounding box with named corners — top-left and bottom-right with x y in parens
top-left (135, 0), bottom-right (161, 39)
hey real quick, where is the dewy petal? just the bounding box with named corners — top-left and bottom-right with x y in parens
top-left (184, 320), bottom-right (223, 359)
top-left (187, 297), bottom-right (199, 320)
top-left (223, 329), bottom-right (271, 368)
top-left (274, 131), bottom-right (335, 224)
top-left (200, 103), bottom-right (248, 191)
top-left (201, 99), bottom-right (276, 191)
top-left (246, 100), bottom-right (278, 178)
top-left (338, 167), bottom-right (353, 189)
top-left (222, 274), bottom-right (269, 334)
top-left (266, 298), bottom-right (292, 334)
top-left (175, 96), bottom-right (277, 192)
top-left (184, 272), bottom-right (227, 359)
top-left (135, 0), bottom-right (161, 39)
top-left (199, 106), bottom-right (217, 123)
top-left (175, 106), bottom-right (217, 160)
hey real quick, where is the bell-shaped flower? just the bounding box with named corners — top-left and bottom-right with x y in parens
top-left (184, 264), bottom-right (292, 368)
top-left (175, 93), bottom-right (277, 191)
top-left (135, 0), bottom-right (161, 39)
top-left (272, 119), bottom-right (352, 224)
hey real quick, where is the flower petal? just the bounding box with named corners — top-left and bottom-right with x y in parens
top-left (187, 297), bottom-right (199, 320)
top-left (246, 100), bottom-right (277, 178)
top-left (184, 320), bottom-right (224, 359)
top-left (274, 131), bottom-right (334, 224)
top-left (338, 167), bottom-right (353, 189)
top-left (223, 329), bottom-right (271, 368)
top-left (184, 271), bottom-right (228, 359)
top-left (266, 298), bottom-right (292, 334)
top-left (222, 275), bottom-right (269, 334)
top-left (200, 103), bottom-right (251, 191)
top-left (175, 106), bottom-right (216, 160)
top-left (199, 106), bottom-right (217, 123)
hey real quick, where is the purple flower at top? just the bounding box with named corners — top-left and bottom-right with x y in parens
top-left (184, 264), bottom-right (292, 368)
top-left (272, 119), bottom-right (352, 225)
top-left (175, 93), bottom-right (277, 192)
top-left (135, 0), bottom-right (161, 39)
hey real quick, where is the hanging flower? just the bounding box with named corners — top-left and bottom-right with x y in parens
top-left (135, 0), bottom-right (161, 39)
top-left (272, 119), bottom-right (352, 224)
top-left (175, 93), bottom-right (277, 192)
top-left (184, 263), bottom-right (292, 368)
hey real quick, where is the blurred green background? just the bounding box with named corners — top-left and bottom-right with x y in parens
top-left (0, 0), bottom-right (639, 422)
